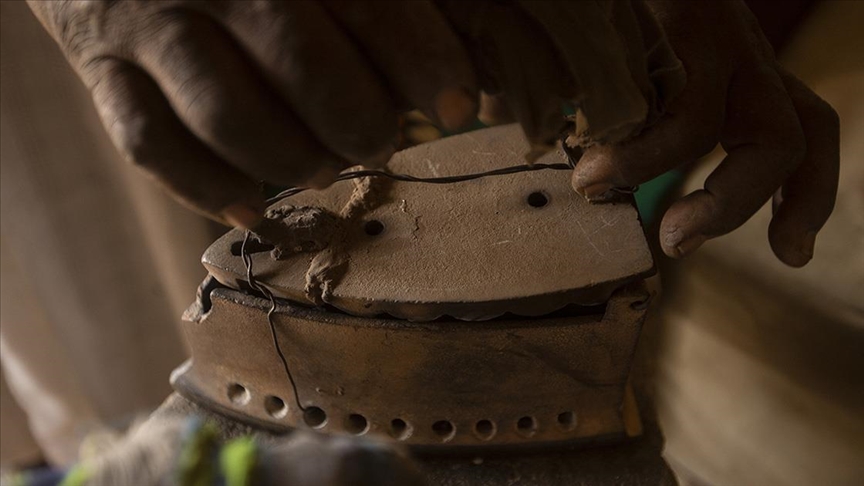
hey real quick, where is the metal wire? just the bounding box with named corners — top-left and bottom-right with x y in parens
top-left (243, 159), bottom-right (637, 415)
top-left (241, 231), bottom-right (306, 413)
top-left (266, 161), bottom-right (576, 204)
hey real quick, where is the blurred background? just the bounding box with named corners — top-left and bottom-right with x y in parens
top-left (1, 1), bottom-right (862, 484)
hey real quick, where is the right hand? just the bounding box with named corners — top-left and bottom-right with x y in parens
top-left (572, 0), bottom-right (839, 267)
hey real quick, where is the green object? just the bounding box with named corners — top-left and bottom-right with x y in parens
top-left (220, 437), bottom-right (258, 486)
top-left (634, 170), bottom-right (683, 225)
top-left (176, 421), bottom-right (220, 486)
top-left (58, 466), bottom-right (89, 486)
top-left (7, 472), bottom-right (28, 486)
top-left (451, 114), bottom-right (683, 225)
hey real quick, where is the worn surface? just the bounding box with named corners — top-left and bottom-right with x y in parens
top-left (172, 281), bottom-right (650, 450)
top-left (152, 389), bottom-right (673, 486)
top-left (204, 124), bottom-right (654, 321)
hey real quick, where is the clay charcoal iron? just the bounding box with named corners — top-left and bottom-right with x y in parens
top-left (171, 124), bottom-right (655, 451)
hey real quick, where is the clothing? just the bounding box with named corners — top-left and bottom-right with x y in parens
top-left (656, 1), bottom-right (864, 484)
top-left (0, 1), bottom-right (216, 466)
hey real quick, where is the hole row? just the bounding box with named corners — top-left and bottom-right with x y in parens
top-left (397, 412), bottom-right (577, 442)
top-left (227, 384), bottom-right (332, 429)
top-left (361, 191), bottom-right (549, 239)
top-left (229, 384), bottom-right (291, 418)
top-left (228, 384), bottom-right (577, 441)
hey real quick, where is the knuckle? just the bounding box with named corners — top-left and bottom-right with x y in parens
top-left (89, 66), bottom-right (158, 167)
top-left (812, 97), bottom-right (840, 132)
top-left (760, 109), bottom-right (807, 173)
top-left (677, 112), bottom-right (722, 159)
top-left (110, 115), bottom-right (154, 167)
top-left (146, 10), bottom-right (196, 45)
top-left (789, 80), bottom-right (840, 130)
top-left (781, 121), bottom-right (808, 171)
top-left (770, 137), bottom-right (806, 179)
top-left (695, 114), bottom-right (724, 147)
top-left (182, 85), bottom-right (249, 144)
top-left (41, 0), bottom-right (150, 62)
top-left (52, 1), bottom-right (105, 57)
top-left (82, 56), bottom-right (120, 91)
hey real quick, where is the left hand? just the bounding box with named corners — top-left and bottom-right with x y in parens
top-left (571, 0), bottom-right (839, 267)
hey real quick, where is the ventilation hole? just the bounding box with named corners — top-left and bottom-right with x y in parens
top-left (516, 416), bottom-right (538, 437)
top-left (390, 419), bottom-right (412, 440)
top-left (557, 411), bottom-right (577, 430)
top-left (264, 396), bottom-right (288, 419)
top-left (303, 406), bottom-right (327, 428)
top-left (230, 239), bottom-right (274, 256)
top-left (432, 420), bottom-right (456, 442)
top-left (526, 191), bottom-right (549, 208)
top-left (474, 419), bottom-right (496, 441)
top-left (227, 383), bottom-right (250, 406)
top-left (364, 220), bottom-right (385, 236)
top-left (345, 414), bottom-right (369, 435)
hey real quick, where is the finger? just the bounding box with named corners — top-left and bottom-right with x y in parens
top-left (322, 0), bottom-right (478, 131)
top-left (206, 1), bottom-right (399, 167)
top-left (768, 70), bottom-right (839, 267)
top-left (400, 111), bottom-right (443, 147)
top-left (571, 67), bottom-right (725, 200)
top-left (436, 1), bottom-right (571, 147)
top-left (659, 65), bottom-right (806, 258)
top-left (433, 0), bottom-right (503, 96)
top-left (569, 1), bottom-right (735, 201)
top-left (83, 58), bottom-right (265, 228)
top-left (131, 13), bottom-right (347, 188)
top-left (519, 0), bottom-right (649, 143)
top-left (492, 3), bottom-right (572, 147)
top-left (478, 92), bottom-right (515, 126)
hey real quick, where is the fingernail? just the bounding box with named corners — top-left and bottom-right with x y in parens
top-left (222, 203), bottom-right (263, 230)
top-left (674, 234), bottom-right (707, 258)
top-left (365, 144), bottom-right (395, 168)
top-left (799, 230), bottom-right (817, 261)
top-left (583, 182), bottom-right (616, 200)
top-left (435, 87), bottom-right (477, 131)
top-left (572, 176), bottom-right (615, 200)
top-left (307, 165), bottom-right (342, 190)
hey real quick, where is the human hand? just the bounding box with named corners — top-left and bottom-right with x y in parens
top-left (571, 0), bottom-right (839, 267)
top-left (28, 0), bottom-right (685, 229)
top-left (26, 0), bottom-right (480, 228)
top-left (440, 0), bottom-right (686, 157)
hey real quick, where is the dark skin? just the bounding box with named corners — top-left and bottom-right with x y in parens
top-left (28, 0), bottom-right (838, 267)
top-left (576, 1), bottom-right (839, 268)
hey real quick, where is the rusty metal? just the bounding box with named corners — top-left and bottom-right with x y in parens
top-left (151, 392), bottom-right (675, 485)
top-left (171, 280), bottom-right (650, 450)
top-left (172, 124), bottom-right (656, 452)
top-left (203, 124), bottom-right (654, 322)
